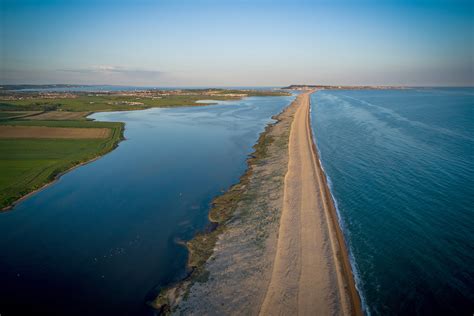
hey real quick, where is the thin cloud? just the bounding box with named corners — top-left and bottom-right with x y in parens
top-left (58, 66), bottom-right (163, 77)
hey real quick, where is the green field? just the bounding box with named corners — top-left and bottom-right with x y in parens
top-left (0, 111), bottom-right (40, 120)
top-left (0, 90), bottom-right (289, 113)
top-left (0, 120), bottom-right (123, 209)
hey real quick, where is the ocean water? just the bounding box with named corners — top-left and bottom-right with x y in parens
top-left (0, 95), bottom-right (294, 315)
top-left (310, 88), bottom-right (474, 315)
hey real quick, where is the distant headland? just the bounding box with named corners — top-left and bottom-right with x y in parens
top-left (282, 84), bottom-right (409, 90)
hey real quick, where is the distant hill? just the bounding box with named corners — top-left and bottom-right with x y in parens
top-left (282, 84), bottom-right (408, 90)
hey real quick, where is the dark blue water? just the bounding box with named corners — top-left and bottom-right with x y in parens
top-left (0, 95), bottom-right (294, 316)
top-left (311, 88), bottom-right (474, 315)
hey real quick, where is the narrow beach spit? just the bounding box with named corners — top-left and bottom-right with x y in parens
top-left (153, 91), bottom-right (362, 315)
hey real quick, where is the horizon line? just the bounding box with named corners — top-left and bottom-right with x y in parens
top-left (2, 83), bottom-right (474, 88)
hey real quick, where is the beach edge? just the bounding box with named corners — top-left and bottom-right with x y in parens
top-left (307, 91), bottom-right (363, 315)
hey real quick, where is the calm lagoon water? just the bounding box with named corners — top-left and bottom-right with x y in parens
top-left (311, 88), bottom-right (474, 315)
top-left (0, 95), bottom-right (294, 315)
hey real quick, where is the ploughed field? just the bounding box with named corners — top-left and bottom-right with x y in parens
top-left (25, 111), bottom-right (91, 120)
top-left (0, 126), bottom-right (110, 139)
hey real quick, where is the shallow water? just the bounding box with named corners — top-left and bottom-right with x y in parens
top-left (0, 95), bottom-right (294, 315)
top-left (311, 88), bottom-right (474, 315)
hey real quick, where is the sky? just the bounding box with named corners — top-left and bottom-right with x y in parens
top-left (1, 0), bottom-right (473, 86)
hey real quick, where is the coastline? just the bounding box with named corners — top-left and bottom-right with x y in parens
top-left (2, 92), bottom-right (362, 313)
top-left (309, 97), bottom-right (367, 314)
top-left (156, 91), bottom-right (362, 315)
top-left (259, 90), bottom-right (361, 315)
top-left (307, 92), bottom-right (363, 315)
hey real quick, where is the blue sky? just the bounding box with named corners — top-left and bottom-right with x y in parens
top-left (1, 0), bottom-right (472, 86)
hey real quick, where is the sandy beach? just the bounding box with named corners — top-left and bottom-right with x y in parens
top-left (164, 93), bottom-right (298, 315)
top-left (260, 90), bottom-right (361, 315)
top-left (168, 91), bottom-right (361, 315)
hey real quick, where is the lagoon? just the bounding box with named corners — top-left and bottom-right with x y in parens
top-left (0, 95), bottom-right (294, 315)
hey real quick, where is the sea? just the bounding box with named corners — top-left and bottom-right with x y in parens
top-left (310, 88), bottom-right (474, 315)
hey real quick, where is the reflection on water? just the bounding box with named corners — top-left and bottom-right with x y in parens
top-left (0, 95), bottom-right (294, 315)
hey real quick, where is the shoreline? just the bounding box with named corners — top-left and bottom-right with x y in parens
top-left (1, 94), bottom-right (286, 211)
top-left (157, 91), bottom-right (362, 315)
top-left (309, 99), bottom-right (368, 314)
top-left (0, 123), bottom-right (125, 212)
top-left (2, 155), bottom-right (105, 212)
top-left (151, 95), bottom-right (298, 314)
top-left (0, 98), bottom-right (246, 211)
top-left (259, 90), bottom-right (361, 315)
top-left (307, 91), bottom-right (363, 315)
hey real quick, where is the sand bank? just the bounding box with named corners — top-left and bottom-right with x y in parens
top-left (158, 91), bottom-right (361, 315)
top-left (260, 90), bottom-right (361, 315)
top-left (154, 93), bottom-right (299, 314)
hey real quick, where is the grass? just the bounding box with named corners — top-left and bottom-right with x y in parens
top-left (0, 112), bottom-right (22, 119)
top-left (0, 95), bottom-right (219, 112)
top-left (0, 90), bottom-right (289, 113)
top-left (0, 111), bottom-right (40, 120)
top-left (0, 120), bottom-right (123, 209)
